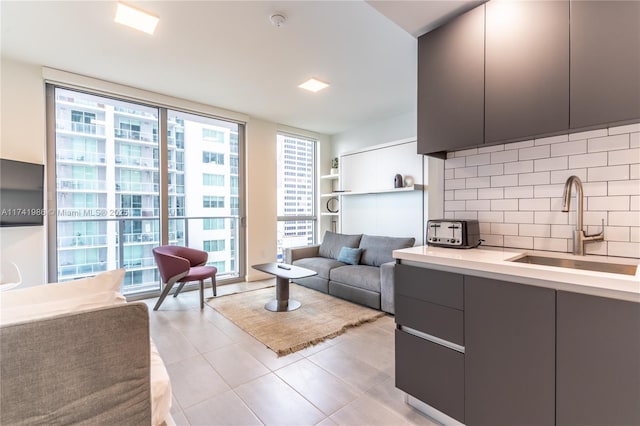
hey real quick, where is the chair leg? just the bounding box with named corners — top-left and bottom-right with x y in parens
top-left (153, 281), bottom-right (176, 311)
top-left (199, 280), bottom-right (204, 309)
top-left (212, 275), bottom-right (217, 297)
top-left (173, 281), bottom-right (187, 298)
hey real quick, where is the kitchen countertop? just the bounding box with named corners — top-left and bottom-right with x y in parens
top-left (393, 246), bottom-right (640, 302)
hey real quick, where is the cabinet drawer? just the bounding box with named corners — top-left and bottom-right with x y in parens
top-left (396, 329), bottom-right (465, 423)
top-left (395, 264), bottom-right (463, 310)
top-left (395, 294), bottom-right (464, 345)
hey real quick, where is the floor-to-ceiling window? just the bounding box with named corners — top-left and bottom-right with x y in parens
top-left (48, 86), bottom-right (245, 296)
top-left (276, 133), bottom-right (317, 261)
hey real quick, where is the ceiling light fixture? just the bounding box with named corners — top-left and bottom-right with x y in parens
top-left (115, 2), bottom-right (159, 35)
top-left (270, 13), bottom-right (287, 28)
top-left (299, 78), bottom-right (330, 93)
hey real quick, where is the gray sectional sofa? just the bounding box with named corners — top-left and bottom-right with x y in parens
top-left (285, 231), bottom-right (415, 314)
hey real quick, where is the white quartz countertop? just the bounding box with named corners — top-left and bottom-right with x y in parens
top-left (393, 246), bottom-right (640, 302)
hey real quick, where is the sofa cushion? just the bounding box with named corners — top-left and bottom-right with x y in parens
top-left (337, 247), bottom-right (363, 265)
top-left (293, 257), bottom-right (346, 280)
top-left (318, 231), bottom-right (362, 260)
top-left (330, 265), bottom-right (381, 293)
top-left (359, 235), bottom-right (415, 267)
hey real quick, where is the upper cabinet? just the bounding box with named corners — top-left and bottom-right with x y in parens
top-left (417, 5), bottom-right (485, 157)
top-left (484, 0), bottom-right (569, 144)
top-left (417, 0), bottom-right (639, 156)
top-left (570, 1), bottom-right (640, 130)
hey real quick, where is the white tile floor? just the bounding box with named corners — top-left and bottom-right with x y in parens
top-left (143, 280), bottom-right (438, 426)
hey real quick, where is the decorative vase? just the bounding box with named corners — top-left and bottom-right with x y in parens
top-left (394, 174), bottom-right (403, 188)
top-left (330, 168), bottom-right (338, 175)
top-left (404, 176), bottom-right (414, 187)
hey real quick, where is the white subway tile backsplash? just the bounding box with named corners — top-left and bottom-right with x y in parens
top-left (550, 224), bottom-right (574, 239)
top-left (550, 169), bottom-right (587, 184)
top-left (519, 145), bottom-right (550, 161)
top-left (535, 134), bottom-right (569, 145)
top-left (609, 148), bottom-right (640, 166)
top-left (466, 177), bottom-right (491, 189)
top-left (478, 164), bottom-right (504, 177)
top-left (534, 237), bottom-right (569, 252)
top-left (534, 156), bottom-right (568, 172)
top-left (609, 211), bottom-right (640, 227)
top-left (505, 211), bottom-right (534, 223)
top-left (519, 224), bottom-right (551, 237)
top-left (491, 174), bottom-right (518, 187)
top-left (608, 123), bottom-right (640, 135)
top-left (550, 140), bottom-right (587, 157)
top-left (588, 165), bottom-right (630, 182)
top-left (466, 200), bottom-right (491, 211)
top-left (569, 128), bottom-right (607, 141)
top-left (607, 241), bottom-right (640, 258)
top-left (478, 188), bottom-right (504, 199)
top-left (505, 186), bottom-right (533, 199)
top-left (588, 134), bottom-right (629, 152)
top-left (503, 236), bottom-right (534, 249)
top-left (603, 226), bottom-right (630, 242)
top-left (491, 199), bottom-right (519, 211)
top-left (588, 196), bottom-right (629, 211)
top-left (505, 139), bottom-right (534, 150)
top-left (491, 150), bottom-right (519, 164)
top-left (478, 211), bottom-right (504, 223)
top-left (519, 172), bottom-right (550, 185)
top-left (466, 153), bottom-right (491, 166)
top-left (568, 152), bottom-right (607, 169)
top-left (444, 125), bottom-right (640, 258)
top-left (504, 160), bottom-right (533, 174)
top-left (454, 189), bottom-right (478, 200)
top-left (608, 180), bottom-right (640, 196)
top-left (455, 166), bottom-right (478, 179)
top-left (491, 223), bottom-right (519, 235)
top-left (520, 198), bottom-right (551, 211)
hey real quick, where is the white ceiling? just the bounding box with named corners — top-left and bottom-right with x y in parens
top-left (1, 1), bottom-right (476, 136)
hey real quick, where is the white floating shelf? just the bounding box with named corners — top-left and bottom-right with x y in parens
top-left (321, 212), bottom-right (339, 216)
top-left (327, 184), bottom-right (426, 197)
top-left (320, 174), bottom-right (339, 180)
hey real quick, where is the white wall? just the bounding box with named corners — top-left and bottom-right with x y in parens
top-left (0, 57), bottom-right (329, 285)
top-left (443, 125), bottom-right (640, 258)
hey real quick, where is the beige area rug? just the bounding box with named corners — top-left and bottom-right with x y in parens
top-left (206, 284), bottom-right (385, 356)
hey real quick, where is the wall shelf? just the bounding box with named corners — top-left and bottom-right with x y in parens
top-left (320, 212), bottom-right (339, 217)
top-left (325, 185), bottom-right (426, 197)
top-left (320, 174), bottom-right (339, 180)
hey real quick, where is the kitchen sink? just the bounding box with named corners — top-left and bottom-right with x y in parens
top-left (510, 255), bottom-right (638, 276)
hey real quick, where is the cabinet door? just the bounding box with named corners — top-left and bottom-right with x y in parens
top-left (417, 4), bottom-right (484, 156)
top-left (556, 291), bottom-right (640, 426)
top-left (465, 276), bottom-right (555, 426)
top-left (395, 330), bottom-right (465, 423)
top-left (570, 1), bottom-right (640, 129)
top-left (485, 1), bottom-right (569, 144)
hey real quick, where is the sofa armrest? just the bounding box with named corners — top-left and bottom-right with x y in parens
top-left (380, 261), bottom-right (396, 314)
top-left (285, 244), bottom-right (320, 263)
top-left (0, 303), bottom-right (151, 425)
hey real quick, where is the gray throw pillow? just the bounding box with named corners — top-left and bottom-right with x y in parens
top-left (359, 235), bottom-right (416, 266)
top-left (318, 231), bottom-right (362, 260)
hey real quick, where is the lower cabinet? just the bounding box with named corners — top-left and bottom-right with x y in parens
top-left (395, 330), bottom-right (465, 423)
top-left (556, 291), bottom-right (640, 426)
top-left (464, 276), bottom-right (556, 426)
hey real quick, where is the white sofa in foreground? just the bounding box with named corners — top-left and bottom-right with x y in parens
top-left (0, 269), bottom-right (172, 426)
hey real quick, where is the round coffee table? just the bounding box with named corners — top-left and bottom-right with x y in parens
top-left (251, 263), bottom-right (317, 312)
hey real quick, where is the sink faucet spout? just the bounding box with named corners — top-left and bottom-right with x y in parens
top-left (562, 175), bottom-right (604, 255)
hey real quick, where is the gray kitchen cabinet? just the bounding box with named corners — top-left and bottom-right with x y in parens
top-left (417, 4), bottom-right (484, 157)
top-left (570, 1), bottom-right (640, 130)
top-left (484, 0), bottom-right (570, 144)
top-left (556, 291), bottom-right (640, 426)
top-left (464, 276), bottom-right (556, 426)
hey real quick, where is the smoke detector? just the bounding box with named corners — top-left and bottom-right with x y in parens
top-left (270, 13), bottom-right (286, 28)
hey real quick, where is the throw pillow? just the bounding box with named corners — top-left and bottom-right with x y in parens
top-left (359, 235), bottom-right (416, 266)
top-left (318, 231), bottom-right (362, 260)
top-left (337, 247), bottom-right (363, 265)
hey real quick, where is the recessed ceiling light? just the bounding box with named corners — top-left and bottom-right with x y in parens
top-left (298, 78), bottom-right (330, 93)
top-left (115, 2), bottom-right (159, 35)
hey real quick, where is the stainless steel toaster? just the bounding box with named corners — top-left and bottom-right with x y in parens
top-left (427, 219), bottom-right (481, 248)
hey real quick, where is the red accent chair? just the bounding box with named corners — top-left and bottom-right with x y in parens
top-left (152, 246), bottom-right (217, 310)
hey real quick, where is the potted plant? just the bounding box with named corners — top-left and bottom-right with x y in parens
top-left (330, 157), bottom-right (339, 175)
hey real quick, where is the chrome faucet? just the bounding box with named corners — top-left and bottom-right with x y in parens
top-left (561, 175), bottom-right (604, 255)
